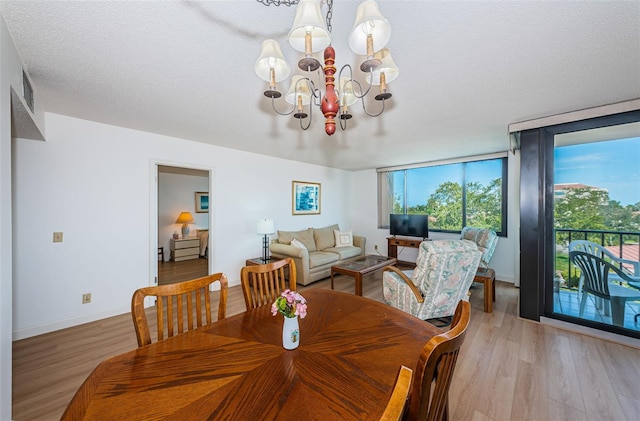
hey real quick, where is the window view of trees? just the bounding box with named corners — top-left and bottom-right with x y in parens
top-left (379, 157), bottom-right (506, 234)
top-left (554, 187), bottom-right (640, 233)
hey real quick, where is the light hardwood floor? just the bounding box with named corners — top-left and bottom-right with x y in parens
top-left (12, 265), bottom-right (640, 420)
top-left (157, 256), bottom-right (208, 285)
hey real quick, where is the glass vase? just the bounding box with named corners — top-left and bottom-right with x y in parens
top-left (282, 315), bottom-right (300, 350)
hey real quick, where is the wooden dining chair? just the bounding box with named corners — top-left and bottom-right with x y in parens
top-left (406, 300), bottom-right (471, 421)
top-left (240, 258), bottom-right (297, 310)
top-left (380, 365), bottom-right (413, 421)
top-left (131, 273), bottom-right (228, 348)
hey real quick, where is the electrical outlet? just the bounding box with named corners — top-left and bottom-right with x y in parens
top-left (53, 232), bottom-right (63, 243)
top-left (374, 245), bottom-right (379, 251)
top-left (82, 293), bottom-right (91, 304)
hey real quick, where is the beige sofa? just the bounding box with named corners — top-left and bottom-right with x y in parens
top-left (269, 224), bottom-right (366, 286)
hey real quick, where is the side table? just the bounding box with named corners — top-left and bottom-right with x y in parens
top-left (245, 257), bottom-right (278, 266)
top-left (474, 267), bottom-right (495, 313)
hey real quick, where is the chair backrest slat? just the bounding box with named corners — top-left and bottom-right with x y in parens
top-left (204, 289), bottom-right (212, 326)
top-left (241, 258), bottom-right (297, 310)
top-left (156, 297), bottom-right (165, 341)
top-left (131, 273), bottom-right (228, 348)
top-left (195, 290), bottom-right (202, 327)
top-left (177, 294), bottom-right (184, 335)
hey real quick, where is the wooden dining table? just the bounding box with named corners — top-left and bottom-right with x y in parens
top-left (61, 289), bottom-right (441, 420)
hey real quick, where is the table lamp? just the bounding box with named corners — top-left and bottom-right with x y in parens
top-left (176, 211), bottom-right (195, 239)
top-left (257, 219), bottom-right (275, 262)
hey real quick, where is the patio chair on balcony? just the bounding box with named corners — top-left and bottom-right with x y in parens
top-left (569, 251), bottom-right (640, 327)
top-left (569, 240), bottom-right (640, 294)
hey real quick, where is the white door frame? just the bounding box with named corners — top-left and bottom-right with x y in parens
top-left (149, 159), bottom-right (214, 287)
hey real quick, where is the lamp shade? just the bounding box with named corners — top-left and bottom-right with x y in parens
top-left (175, 212), bottom-right (194, 224)
top-left (288, 0), bottom-right (331, 53)
top-left (257, 219), bottom-right (275, 235)
top-left (285, 75), bottom-right (312, 106)
top-left (365, 48), bottom-right (399, 85)
top-left (255, 39), bottom-right (291, 83)
top-left (348, 0), bottom-right (391, 55)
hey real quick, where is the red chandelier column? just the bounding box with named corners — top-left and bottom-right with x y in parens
top-left (320, 46), bottom-right (339, 136)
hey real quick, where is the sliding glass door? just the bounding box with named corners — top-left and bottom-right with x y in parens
top-left (551, 124), bottom-right (640, 336)
top-left (519, 109), bottom-right (640, 339)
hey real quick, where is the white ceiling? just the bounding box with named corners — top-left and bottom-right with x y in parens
top-left (2, 0), bottom-right (639, 171)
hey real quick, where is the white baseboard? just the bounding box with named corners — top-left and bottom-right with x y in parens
top-left (495, 273), bottom-right (514, 284)
top-left (12, 306), bottom-right (130, 341)
top-left (540, 316), bottom-right (640, 349)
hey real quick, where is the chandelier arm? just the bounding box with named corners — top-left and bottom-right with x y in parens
top-left (337, 64), bottom-right (353, 83)
top-left (336, 64), bottom-right (353, 100)
top-left (362, 97), bottom-right (386, 117)
top-left (306, 77), bottom-right (322, 106)
top-left (271, 97), bottom-right (297, 116)
top-left (339, 113), bottom-right (348, 130)
top-left (350, 77), bottom-right (374, 99)
top-left (298, 98), bottom-right (312, 130)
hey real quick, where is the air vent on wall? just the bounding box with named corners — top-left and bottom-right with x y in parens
top-left (22, 69), bottom-right (34, 113)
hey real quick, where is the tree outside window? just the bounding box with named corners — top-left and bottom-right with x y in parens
top-left (378, 157), bottom-right (507, 234)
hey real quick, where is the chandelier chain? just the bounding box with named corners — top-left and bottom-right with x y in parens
top-left (255, 0), bottom-right (300, 6)
top-left (326, 0), bottom-right (333, 33)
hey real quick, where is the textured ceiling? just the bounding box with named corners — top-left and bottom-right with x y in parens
top-left (2, 0), bottom-right (639, 170)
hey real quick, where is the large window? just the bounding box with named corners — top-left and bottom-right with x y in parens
top-left (378, 155), bottom-right (507, 235)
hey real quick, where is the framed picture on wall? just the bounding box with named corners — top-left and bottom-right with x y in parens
top-left (292, 181), bottom-right (321, 215)
top-left (195, 192), bottom-right (209, 213)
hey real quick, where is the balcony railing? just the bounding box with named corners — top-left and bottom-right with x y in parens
top-left (555, 228), bottom-right (640, 286)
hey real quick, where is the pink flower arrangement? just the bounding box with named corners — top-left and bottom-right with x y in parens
top-left (271, 289), bottom-right (307, 319)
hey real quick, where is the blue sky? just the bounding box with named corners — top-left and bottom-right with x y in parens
top-left (554, 137), bottom-right (640, 206)
top-left (402, 159), bottom-right (502, 207)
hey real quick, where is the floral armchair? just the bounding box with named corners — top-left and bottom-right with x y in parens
top-left (382, 240), bottom-right (481, 320)
top-left (460, 226), bottom-right (498, 269)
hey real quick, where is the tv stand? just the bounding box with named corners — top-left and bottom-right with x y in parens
top-left (387, 237), bottom-right (423, 260)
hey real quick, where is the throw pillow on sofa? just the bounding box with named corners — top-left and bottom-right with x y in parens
top-left (277, 228), bottom-right (317, 252)
top-left (314, 224), bottom-right (339, 250)
top-left (291, 238), bottom-right (307, 250)
top-left (334, 230), bottom-right (353, 247)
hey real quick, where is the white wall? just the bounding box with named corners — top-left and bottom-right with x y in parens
top-left (350, 151), bottom-right (521, 284)
top-left (0, 17), bottom-right (13, 420)
top-left (158, 171), bottom-right (209, 258)
top-left (1, 15), bottom-right (47, 419)
top-left (12, 113), bottom-right (354, 339)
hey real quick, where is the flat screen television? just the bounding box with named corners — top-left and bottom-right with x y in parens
top-left (389, 214), bottom-right (429, 239)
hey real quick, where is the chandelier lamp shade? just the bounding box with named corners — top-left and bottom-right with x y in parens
top-left (175, 211), bottom-right (195, 239)
top-left (257, 219), bottom-right (276, 262)
top-left (254, 0), bottom-right (398, 136)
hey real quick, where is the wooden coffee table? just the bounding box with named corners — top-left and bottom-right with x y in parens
top-left (331, 255), bottom-right (397, 296)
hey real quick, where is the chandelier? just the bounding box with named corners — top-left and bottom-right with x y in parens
top-left (254, 0), bottom-right (398, 136)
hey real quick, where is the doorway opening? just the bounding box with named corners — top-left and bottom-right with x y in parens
top-left (156, 165), bottom-right (210, 285)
